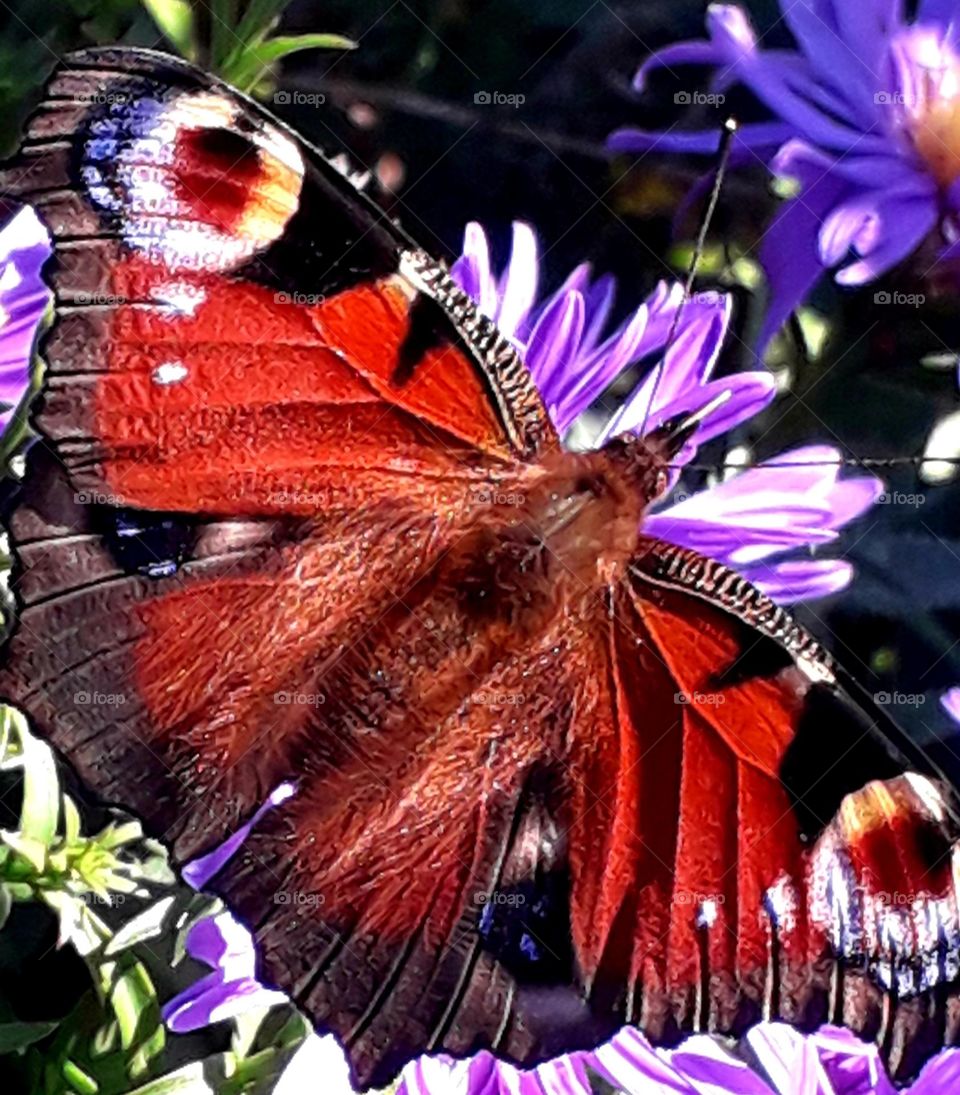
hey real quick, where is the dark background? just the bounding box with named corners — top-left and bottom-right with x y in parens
top-left (3, 0), bottom-right (960, 780)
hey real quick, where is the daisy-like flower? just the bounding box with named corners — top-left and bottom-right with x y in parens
top-left (0, 204), bottom-right (49, 437)
top-left (395, 1022), bottom-right (960, 1094)
top-left (453, 221), bottom-right (882, 603)
top-left (609, 0), bottom-right (960, 348)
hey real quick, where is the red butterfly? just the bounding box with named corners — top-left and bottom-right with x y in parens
top-left (1, 47), bottom-right (958, 1090)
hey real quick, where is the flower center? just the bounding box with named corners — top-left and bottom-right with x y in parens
top-left (895, 29), bottom-right (960, 187)
top-left (911, 95), bottom-right (960, 187)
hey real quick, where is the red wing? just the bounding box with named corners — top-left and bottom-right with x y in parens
top-left (192, 543), bottom-right (957, 1088)
top-left (1, 48), bottom-right (554, 518)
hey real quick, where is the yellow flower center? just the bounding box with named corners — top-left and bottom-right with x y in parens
top-left (897, 29), bottom-right (960, 187)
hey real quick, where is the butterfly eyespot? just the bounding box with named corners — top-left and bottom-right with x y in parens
top-left (476, 874), bottom-right (573, 982)
top-left (101, 509), bottom-right (196, 579)
top-left (81, 89), bottom-right (304, 272)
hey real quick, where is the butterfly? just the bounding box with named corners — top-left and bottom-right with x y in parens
top-left (1, 46), bottom-right (959, 1090)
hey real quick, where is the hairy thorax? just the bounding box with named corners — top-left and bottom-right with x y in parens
top-left (484, 434), bottom-right (667, 603)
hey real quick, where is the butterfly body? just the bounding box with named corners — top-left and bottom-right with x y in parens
top-left (2, 46), bottom-right (960, 1089)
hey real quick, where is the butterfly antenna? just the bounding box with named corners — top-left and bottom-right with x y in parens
top-left (638, 116), bottom-right (738, 441)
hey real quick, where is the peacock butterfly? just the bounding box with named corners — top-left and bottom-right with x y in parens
top-left (1, 46), bottom-right (959, 1089)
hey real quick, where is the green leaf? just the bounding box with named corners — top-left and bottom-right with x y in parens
top-left (104, 896), bottom-right (174, 956)
top-left (0, 886), bottom-right (10, 931)
top-left (2, 832), bottom-right (46, 873)
top-left (209, 0), bottom-right (237, 69)
top-left (226, 33), bottom-right (355, 90)
top-left (104, 958), bottom-right (164, 1074)
top-left (98, 820), bottom-right (143, 851)
top-left (142, 0), bottom-right (197, 60)
top-left (7, 710), bottom-right (59, 844)
top-left (244, 32), bottom-right (356, 62)
top-left (61, 1058), bottom-right (99, 1094)
top-left (125, 1059), bottom-right (221, 1094)
top-left (229, 0), bottom-right (289, 50)
top-left (63, 796), bottom-right (82, 847)
top-left (0, 1019), bottom-right (58, 1054)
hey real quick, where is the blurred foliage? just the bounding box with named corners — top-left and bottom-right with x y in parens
top-left (0, 707), bottom-right (308, 1093)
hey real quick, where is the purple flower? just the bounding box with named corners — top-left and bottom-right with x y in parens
top-left (609, 1), bottom-right (960, 347)
top-left (394, 1022), bottom-right (960, 1094)
top-left (0, 205), bottom-right (50, 434)
top-left (162, 782), bottom-right (295, 1031)
top-left (645, 445), bottom-right (883, 602)
top-left (454, 222), bottom-right (880, 602)
top-left (941, 686), bottom-right (960, 724)
top-left (161, 912), bottom-right (287, 1031)
top-left (452, 221), bottom-right (773, 447)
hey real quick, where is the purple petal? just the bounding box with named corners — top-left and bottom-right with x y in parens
top-left (450, 222), bottom-right (497, 317)
top-left (496, 222), bottom-right (538, 341)
top-left (164, 977), bottom-right (285, 1030)
top-left (635, 4), bottom-right (758, 93)
top-left (940, 687), bottom-right (960, 726)
top-left (758, 144), bottom-right (853, 350)
top-left (634, 42), bottom-right (726, 90)
top-left (744, 1022), bottom-right (821, 1095)
top-left (590, 1027), bottom-right (699, 1093)
top-left (608, 120), bottom-right (793, 156)
top-left (656, 372), bottom-right (778, 447)
top-left (552, 301), bottom-right (648, 433)
top-left (739, 558), bottom-right (854, 602)
top-left (818, 195), bottom-right (882, 265)
top-left (780, 0), bottom-right (877, 120)
top-left (835, 193), bottom-right (938, 284)
top-left (809, 1026), bottom-right (896, 1095)
top-left (524, 290), bottom-right (585, 406)
top-left (0, 206), bottom-right (51, 426)
top-left (917, 0), bottom-right (958, 24)
top-left (911, 1047), bottom-right (960, 1094)
top-left (162, 912), bottom-right (286, 1031)
top-left (181, 782), bottom-right (296, 890)
top-left (667, 1034), bottom-right (775, 1095)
